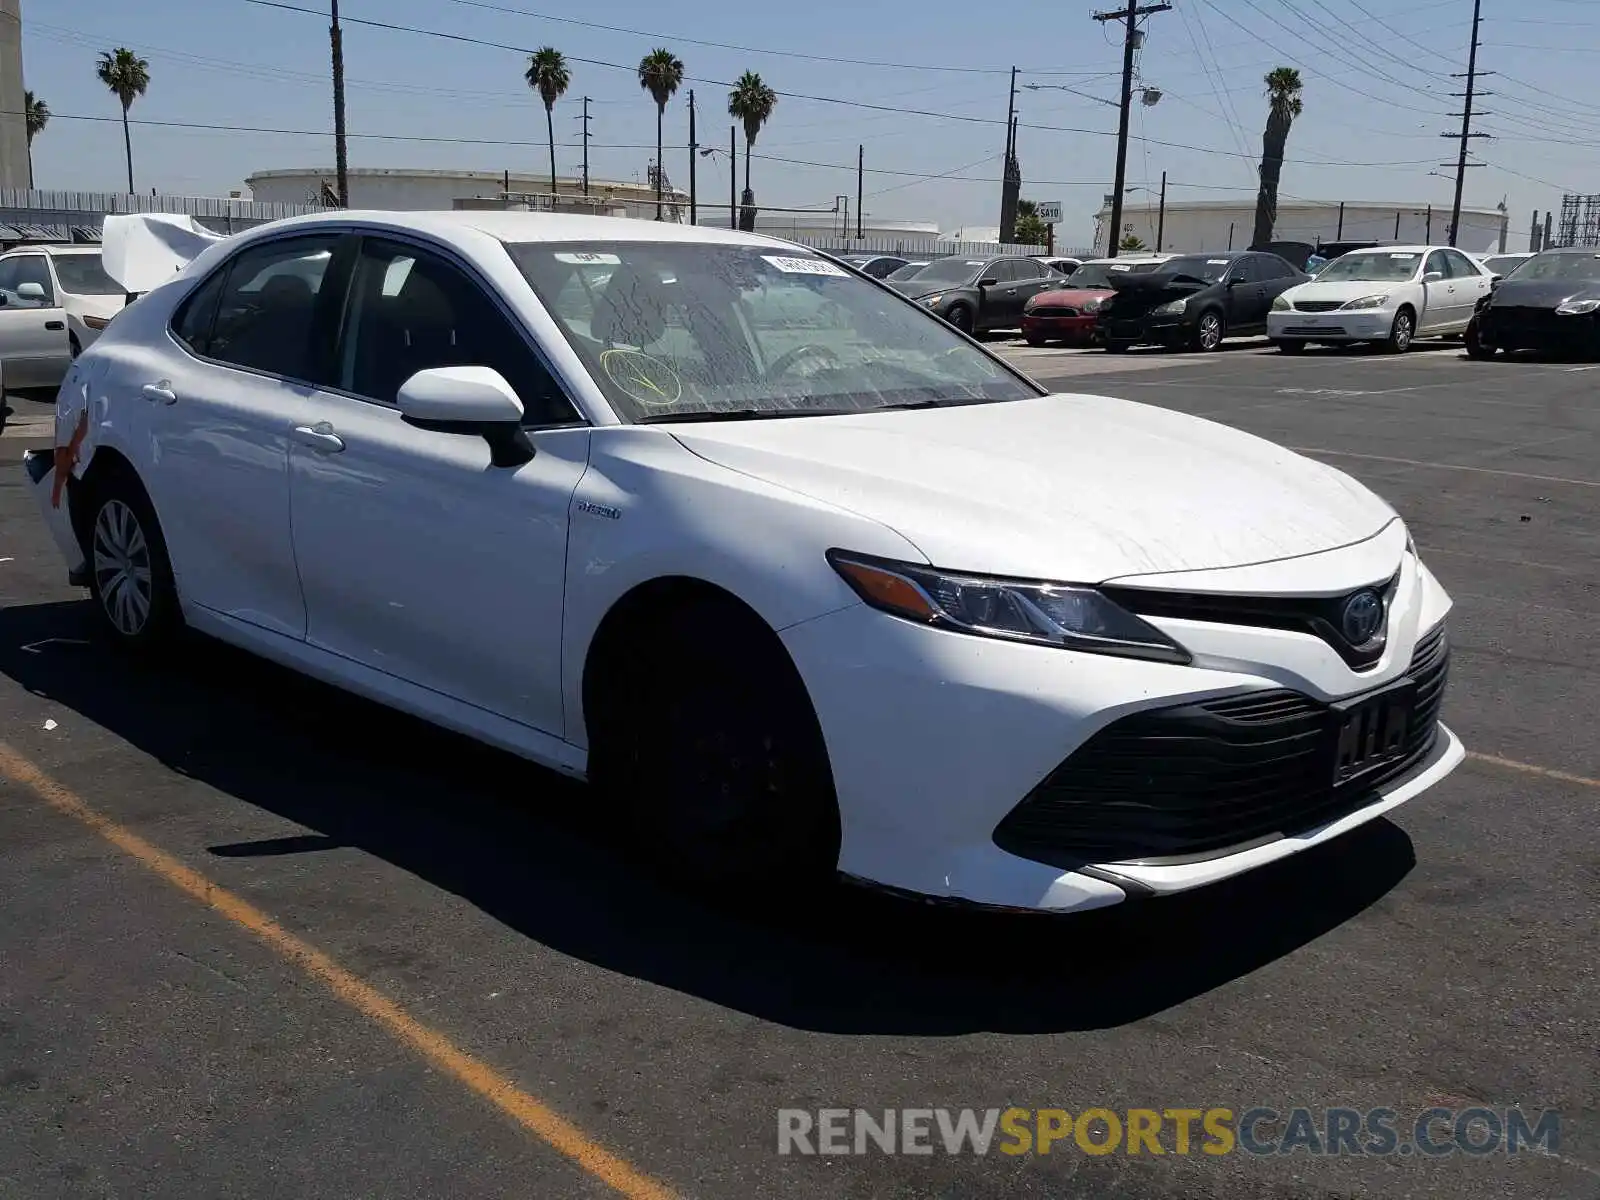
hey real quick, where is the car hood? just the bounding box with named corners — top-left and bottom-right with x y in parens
top-left (885, 279), bottom-right (968, 300)
top-left (670, 394), bottom-right (1395, 583)
top-left (1489, 278), bottom-right (1600, 309)
top-left (1284, 278), bottom-right (1414, 304)
top-left (1107, 271), bottom-right (1213, 294)
top-left (1030, 287), bottom-right (1112, 305)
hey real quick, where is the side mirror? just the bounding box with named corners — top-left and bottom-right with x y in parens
top-left (1226, 277), bottom-right (1245, 287)
top-left (978, 276), bottom-right (999, 288)
top-left (1422, 270), bottom-right (1444, 283)
top-left (1490, 274), bottom-right (1504, 284)
top-left (16, 281), bottom-right (45, 301)
top-left (398, 366), bottom-right (534, 467)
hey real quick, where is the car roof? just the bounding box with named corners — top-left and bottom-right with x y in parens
top-left (240, 209), bottom-right (810, 252)
top-left (1, 243), bottom-right (98, 255)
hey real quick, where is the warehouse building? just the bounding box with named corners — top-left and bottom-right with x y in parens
top-left (1092, 197), bottom-right (1512, 256)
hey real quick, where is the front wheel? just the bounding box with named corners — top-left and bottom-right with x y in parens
top-left (85, 475), bottom-right (182, 649)
top-left (1194, 310), bottom-right (1225, 352)
top-left (1383, 308), bottom-right (1415, 354)
top-left (1103, 339), bottom-right (1131, 353)
top-left (1465, 319), bottom-right (1495, 359)
top-left (1024, 332), bottom-right (1046, 347)
top-left (946, 305), bottom-right (974, 335)
top-left (1274, 338), bottom-right (1306, 354)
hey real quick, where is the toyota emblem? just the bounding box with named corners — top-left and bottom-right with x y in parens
top-left (1340, 590), bottom-right (1385, 645)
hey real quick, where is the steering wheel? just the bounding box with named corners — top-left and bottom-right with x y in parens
top-left (767, 343), bottom-right (842, 378)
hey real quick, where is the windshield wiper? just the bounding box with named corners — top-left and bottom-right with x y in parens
top-left (635, 407), bottom-right (858, 424)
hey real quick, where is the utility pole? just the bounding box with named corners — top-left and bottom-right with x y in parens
top-left (856, 145), bottom-right (864, 239)
top-left (1443, 0), bottom-right (1490, 247)
top-left (729, 125), bottom-right (737, 230)
top-left (687, 90), bottom-right (696, 225)
top-left (1093, 0), bottom-right (1170, 257)
top-left (1156, 169), bottom-right (1166, 251)
top-left (577, 96), bottom-right (591, 195)
top-left (999, 67), bottom-right (1021, 242)
top-left (329, 0), bottom-right (349, 207)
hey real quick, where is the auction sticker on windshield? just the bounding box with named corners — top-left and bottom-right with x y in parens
top-left (1389, 253), bottom-right (1417, 259)
top-left (762, 256), bottom-right (849, 277)
top-left (553, 250), bottom-right (621, 265)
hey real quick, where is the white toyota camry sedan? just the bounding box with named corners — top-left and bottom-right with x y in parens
top-left (1268, 244), bottom-right (1492, 353)
top-left (24, 210), bottom-right (1462, 913)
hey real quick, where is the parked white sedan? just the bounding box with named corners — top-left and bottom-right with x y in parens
top-left (1268, 244), bottom-right (1492, 352)
top-left (25, 210), bottom-right (1461, 912)
top-left (0, 245), bottom-right (128, 386)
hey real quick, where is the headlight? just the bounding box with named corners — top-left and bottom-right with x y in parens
top-left (1154, 298), bottom-right (1187, 315)
top-left (1341, 294), bottom-right (1391, 310)
top-left (1271, 294), bottom-right (1291, 312)
top-left (1023, 295), bottom-right (1038, 312)
top-left (1082, 296), bottom-right (1103, 313)
top-left (1555, 297), bottom-right (1600, 315)
top-left (827, 551), bottom-right (1191, 664)
top-left (922, 293), bottom-right (944, 307)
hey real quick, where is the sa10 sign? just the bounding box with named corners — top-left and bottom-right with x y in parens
top-left (1031, 200), bottom-right (1063, 224)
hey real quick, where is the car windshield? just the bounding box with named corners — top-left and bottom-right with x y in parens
top-left (1314, 252), bottom-right (1423, 282)
top-left (1509, 252), bottom-right (1600, 282)
top-left (1064, 261), bottom-right (1161, 289)
top-left (1482, 256), bottom-right (1529, 276)
top-left (510, 242), bottom-right (1040, 422)
top-left (1159, 256), bottom-right (1231, 282)
top-left (902, 258), bottom-right (986, 284)
top-left (51, 253), bottom-right (123, 295)
top-left (886, 261), bottom-right (929, 281)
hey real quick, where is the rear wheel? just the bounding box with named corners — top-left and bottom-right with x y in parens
top-left (1383, 308), bottom-right (1415, 354)
top-left (1194, 310), bottom-right (1225, 352)
top-left (84, 472), bottom-right (182, 649)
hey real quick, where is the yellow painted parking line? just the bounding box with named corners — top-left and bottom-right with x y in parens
top-left (1467, 751), bottom-right (1600, 790)
top-left (0, 741), bottom-right (679, 1200)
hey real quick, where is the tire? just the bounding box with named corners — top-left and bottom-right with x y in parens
top-left (1194, 309), bottom-right (1225, 352)
top-left (1383, 308), bottom-right (1415, 354)
top-left (946, 304), bottom-right (974, 335)
top-left (1024, 333), bottom-right (1046, 347)
top-left (1103, 339), bottom-right (1131, 354)
top-left (588, 601), bottom-right (840, 894)
top-left (84, 470), bottom-right (182, 649)
top-left (69, 334), bottom-right (82, 361)
top-left (1465, 319), bottom-right (1495, 360)
top-left (1275, 339), bottom-right (1306, 354)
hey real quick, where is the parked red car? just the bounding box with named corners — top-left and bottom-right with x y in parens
top-left (1021, 256), bottom-right (1171, 346)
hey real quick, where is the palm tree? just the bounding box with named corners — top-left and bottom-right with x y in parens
top-left (637, 48), bottom-right (684, 220)
top-left (1251, 67), bottom-right (1303, 249)
top-left (23, 91), bottom-right (48, 188)
top-left (525, 48), bottom-right (571, 201)
top-left (96, 48), bottom-right (151, 194)
top-left (727, 71), bottom-right (776, 232)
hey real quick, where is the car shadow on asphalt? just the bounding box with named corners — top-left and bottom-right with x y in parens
top-left (0, 599), bottom-right (1416, 1037)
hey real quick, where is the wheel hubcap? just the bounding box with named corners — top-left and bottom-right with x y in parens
top-left (1201, 316), bottom-right (1221, 348)
top-left (92, 499), bottom-right (153, 636)
top-left (1396, 316), bottom-right (1412, 347)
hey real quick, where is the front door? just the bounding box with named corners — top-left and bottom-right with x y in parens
top-left (1419, 251), bottom-right (1457, 333)
top-left (287, 235), bottom-right (587, 737)
top-left (1224, 257), bottom-right (1269, 332)
top-left (0, 254), bottom-right (69, 387)
top-left (145, 232), bottom-right (348, 639)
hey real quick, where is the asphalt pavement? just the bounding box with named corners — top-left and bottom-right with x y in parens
top-left (1, 337), bottom-right (1597, 1200)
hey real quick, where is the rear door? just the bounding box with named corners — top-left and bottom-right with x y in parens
top-left (1444, 249), bottom-right (1491, 329)
top-left (0, 254), bottom-right (69, 386)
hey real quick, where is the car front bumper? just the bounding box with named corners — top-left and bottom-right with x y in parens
top-left (1099, 312), bottom-right (1192, 345)
top-left (1022, 313), bottom-right (1098, 341)
top-left (780, 547), bottom-right (1460, 913)
top-left (1268, 310), bottom-right (1394, 341)
top-left (1476, 308), bottom-right (1600, 352)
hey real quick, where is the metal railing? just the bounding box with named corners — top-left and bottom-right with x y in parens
top-left (0, 188), bottom-right (325, 241)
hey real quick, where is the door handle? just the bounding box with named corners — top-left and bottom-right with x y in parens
top-left (45, 320), bottom-right (64, 331)
top-left (141, 382), bottom-right (177, 405)
top-left (292, 423), bottom-right (345, 454)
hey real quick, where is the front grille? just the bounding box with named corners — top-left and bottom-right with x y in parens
top-left (992, 624), bottom-right (1450, 867)
top-left (1293, 300), bottom-right (1345, 313)
top-left (1101, 573), bottom-right (1400, 670)
top-left (1030, 305), bottom-right (1080, 318)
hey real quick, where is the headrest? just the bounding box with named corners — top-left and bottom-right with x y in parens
top-left (591, 266), bottom-right (670, 347)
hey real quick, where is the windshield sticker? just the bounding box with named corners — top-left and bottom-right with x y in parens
top-left (1110, 263), bottom-right (1131, 271)
top-left (1388, 253), bottom-right (1418, 259)
top-left (1207, 258), bottom-right (1229, 265)
top-left (761, 255), bottom-right (848, 277)
top-left (554, 251), bottom-right (621, 265)
top-left (599, 348), bottom-right (682, 407)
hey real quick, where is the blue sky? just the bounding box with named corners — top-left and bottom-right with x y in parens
top-left (22, 0), bottom-right (1600, 245)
